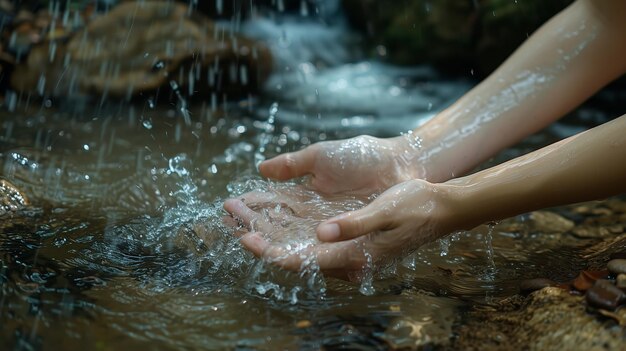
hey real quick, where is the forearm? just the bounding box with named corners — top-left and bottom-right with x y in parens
top-left (447, 114), bottom-right (626, 230)
top-left (412, 0), bottom-right (626, 182)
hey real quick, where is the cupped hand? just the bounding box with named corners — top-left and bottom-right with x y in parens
top-left (224, 180), bottom-right (461, 278)
top-left (259, 135), bottom-right (424, 195)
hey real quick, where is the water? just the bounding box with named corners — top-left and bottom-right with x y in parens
top-left (1, 98), bottom-right (621, 349)
top-left (1, 1), bottom-right (624, 350)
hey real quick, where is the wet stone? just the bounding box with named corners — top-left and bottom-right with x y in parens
top-left (528, 211), bottom-right (574, 233)
top-left (571, 226), bottom-right (611, 239)
top-left (616, 274), bottom-right (626, 290)
top-left (519, 278), bottom-right (556, 294)
top-left (572, 270), bottom-right (608, 292)
top-left (585, 280), bottom-right (626, 311)
top-left (453, 287), bottom-right (626, 350)
top-left (12, 1), bottom-right (273, 99)
top-left (0, 179), bottom-right (29, 216)
top-left (607, 259), bottom-right (626, 275)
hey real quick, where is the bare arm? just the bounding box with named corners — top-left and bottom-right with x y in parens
top-left (448, 114), bottom-right (626, 230)
top-left (312, 114), bottom-right (626, 271)
top-left (415, 0), bottom-right (626, 182)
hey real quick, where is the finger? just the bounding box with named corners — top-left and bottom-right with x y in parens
top-left (221, 214), bottom-right (239, 228)
top-left (242, 233), bottom-right (370, 275)
top-left (316, 206), bottom-right (387, 242)
top-left (239, 232), bottom-right (267, 258)
top-left (240, 233), bottom-right (310, 271)
top-left (259, 146), bottom-right (317, 180)
top-left (237, 191), bottom-right (277, 204)
top-left (223, 199), bottom-right (269, 231)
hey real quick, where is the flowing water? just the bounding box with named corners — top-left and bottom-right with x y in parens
top-left (1, 1), bottom-right (624, 350)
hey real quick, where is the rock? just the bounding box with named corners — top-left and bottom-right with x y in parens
top-left (519, 278), bottom-right (556, 294)
top-left (11, 1), bottom-right (272, 100)
top-left (453, 287), bottom-right (626, 350)
top-left (0, 179), bottom-right (29, 216)
top-left (616, 274), bottom-right (626, 290)
top-left (585, 280), bottom-right (626, 311)
top-left (571, 225), bottom-right (611, 239)
top-left (342, 0), bottom-right (573, 75)
top-left (606, 198), bottom-right (626, 214)
top-left (607, 259), bottom-right (626, 275)
top-left (528, 211), bottom-right (575, 234)
top-left (572, 270), bottom-right (609, 292)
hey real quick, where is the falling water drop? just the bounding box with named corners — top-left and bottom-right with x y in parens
top-left (168, 154), bottom-right (190, 177)
top-left (254, 103), bottom-right (279, 168)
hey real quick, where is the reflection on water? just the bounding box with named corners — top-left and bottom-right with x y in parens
top-left (0, 2), bottom-right (623, 350)
top-left (1, 99), bottom-right (620, 349)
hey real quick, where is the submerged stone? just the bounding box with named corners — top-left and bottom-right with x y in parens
top-left (585, 280), bottom-right (626, 311)
top-left (572, 270), bottom-right (609, 292)
top-left (528, 211), bottom-right (575, 234)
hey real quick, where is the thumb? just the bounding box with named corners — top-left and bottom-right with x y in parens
top-left (317, 205), bottom-right (387, 242)
top-left (259, 146), bottom-right (317, 180)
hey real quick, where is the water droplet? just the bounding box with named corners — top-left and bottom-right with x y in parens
top-left (168, 154), bottom-right (190, 177)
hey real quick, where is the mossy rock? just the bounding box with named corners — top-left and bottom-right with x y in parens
top-left (343, 0), bottom-right (573, 75)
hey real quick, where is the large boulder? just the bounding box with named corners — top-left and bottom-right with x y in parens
top-left (11, 1), bottom-right (272, 100)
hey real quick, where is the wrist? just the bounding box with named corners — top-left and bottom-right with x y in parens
top-left (432, 181), bottom-right (484, 233)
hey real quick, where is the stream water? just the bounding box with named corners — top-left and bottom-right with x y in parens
top-left (1, 1), bottom-right (624, 350)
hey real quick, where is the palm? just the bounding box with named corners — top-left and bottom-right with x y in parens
top-left (223, 181), bottom-right (440, 279)
top-left (223, 187), bottom-right (370, 278)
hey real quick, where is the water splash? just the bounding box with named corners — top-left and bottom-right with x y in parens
top-left (480, 222), bottom-right (498, 281)
top-left (254, 102), bottom-right (278, 168)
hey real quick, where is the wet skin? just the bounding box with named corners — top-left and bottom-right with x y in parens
top-left (224, 0), bottom-right (626, 276)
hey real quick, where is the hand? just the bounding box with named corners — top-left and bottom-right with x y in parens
top-left (224, 180), bottom-right (460, 278)
top-left (259, 135), bottom-right (425, 195)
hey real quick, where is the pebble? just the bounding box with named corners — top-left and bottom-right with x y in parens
top-left (607, 259), bottom-right (626, 275)
top-left (617, 274), bottom-right (626, 290)
top-left (585, 280), bottom-right (626, 311)
top-left (528, 211), bottom-right (574, 233)
top-left (519, 278), bottom-right (556, 294)
top-left (296, 320), bottom-right (311, 328)
top-left (572, 270), bottom-right (608, 292)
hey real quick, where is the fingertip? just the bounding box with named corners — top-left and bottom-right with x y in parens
top-left (258, 156), bottom-right (285, 179)
top-left (223, 198), bottom-right (238, 212)
top-left (257, 159), bottom-right (272, 177)
top-left (317, 222), bottom-right (341, 242)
